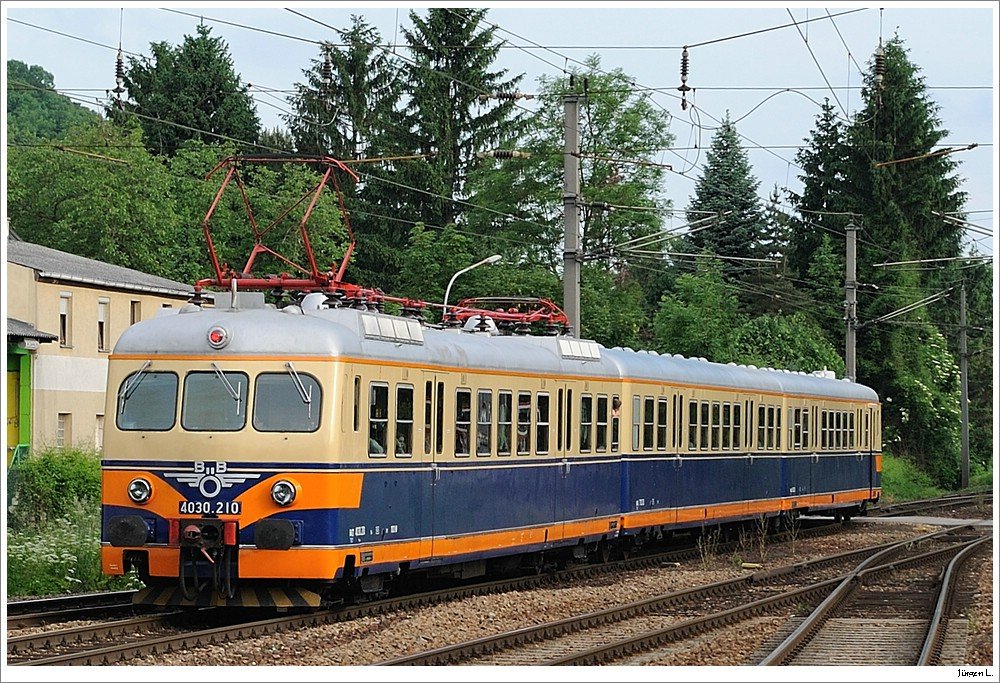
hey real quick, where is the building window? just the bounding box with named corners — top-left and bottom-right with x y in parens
top-left (95, 415), bottom-right (105, 451)
top-left (59, 293), bottom-right (72, 347)
top-left (130, 300), bottom-right (141, 325)
top-left (97, 298), bottom-right (110, 352)
top-left (56, 413), bottom-right (71, 446)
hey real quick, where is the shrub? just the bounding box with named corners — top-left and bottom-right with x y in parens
top-left (880, 452), bottom-right (944, 503)
top-left (8, 446), bottom-right (102, 531)
top-left (6, 498), bottom-right (142, 597)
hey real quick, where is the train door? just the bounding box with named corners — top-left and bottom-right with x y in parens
top-left (866, 405), bottom-right (877, 497)
top-left (554, 382), bottom-right (573, 543)
top-left (422, 372), bottom-right (443, 559)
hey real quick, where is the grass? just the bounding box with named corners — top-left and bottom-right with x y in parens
top-left (7, 497), bottom-right (142, 597)
top-left (880, 453), bottom-right (945, 503)
top-left (6, 446), bottom-right (141, 597)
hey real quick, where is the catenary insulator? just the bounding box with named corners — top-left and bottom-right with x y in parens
top-left (113, 49), bottom-right (125, 95)
top-left (678, 46), bottom-right (691, 111)
top-left (874, 42), bottom-right (886, 90)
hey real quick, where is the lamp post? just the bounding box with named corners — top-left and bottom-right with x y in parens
top-left (443, 255), bottom-right (502, 323)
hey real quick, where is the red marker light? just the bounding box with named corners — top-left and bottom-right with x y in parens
top-left (207, 326), bottom-right (229, 349)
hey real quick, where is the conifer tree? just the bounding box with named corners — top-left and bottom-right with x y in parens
top-left (788, 99), bottom-right (850, 279)
top-left (400, 8), bottom-right (523, 227)
top-left (122, 24), bottom-right (260, 155)
top-left (684, 115), bottom-right (766, 265)
top-left (843, 36), bottom-right (968, 485)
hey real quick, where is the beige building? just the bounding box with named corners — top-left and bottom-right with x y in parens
top-left (5, 237), bottom-right (196, 453)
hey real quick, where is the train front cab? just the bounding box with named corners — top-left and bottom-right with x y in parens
top-left (101, 355), bottom-right (357, 606)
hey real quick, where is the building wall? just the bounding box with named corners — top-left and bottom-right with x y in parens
top-left (7, 262), bottom-right (189, 451)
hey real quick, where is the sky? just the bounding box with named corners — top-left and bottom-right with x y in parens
top-left (2, 2), bottom-right (997, 264)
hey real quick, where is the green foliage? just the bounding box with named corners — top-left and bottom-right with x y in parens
top-left (7, 60), bottom-right (99, 142)
top-left (580, 267), bottom-right (645, 349)
top-left (7, 499), bottom-right (142, 596)
top-left (7, 447), bottom-right (102, 531)
top-left (122, 24), bottom-right (260, 154)
top-left (7, 118), bottom-right (186, 280)
top-left (653, 259), bottom-right (746, 361)
top-left (879, 453), bottom-right (944, 503)
top-left (684, 114), bottom-right (765, 263)
top-left (734, 313), bottom-right (845, 374)
top-left (401, 8), bottom-right (523, 227)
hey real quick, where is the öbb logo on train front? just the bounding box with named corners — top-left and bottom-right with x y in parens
top-left (164, 460), bottom-right (260, 499)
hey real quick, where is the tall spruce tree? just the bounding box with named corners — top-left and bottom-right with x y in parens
top-left (788, 99), bottom-right (850, 279)
top-left (286, 16), bottom-right (403, 161)
top-left (684, 115), bottom-right (766, 265)
top-left (122, 24), bottom-right (260, 155)
top-left (400, 8), bottom-right (522, 227)
top-left (843, 36), bottom-right (968, 485)
top-left (285, 16), bottom-right (411, 292)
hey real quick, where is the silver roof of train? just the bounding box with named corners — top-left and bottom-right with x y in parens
top-left (113, 304), bottom-right (879, 402)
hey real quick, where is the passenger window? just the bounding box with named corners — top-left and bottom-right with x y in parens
top-left (711, 402), bottom-right (721, 451)
top-left (757, 405), bottom-right (766, 450)
top-left (117, 370), bottom-right (178, 431)
top-left (611, 395), bottom-right (621, 452)
top-left (477, 390), bottom-right (492, 456)
top-left (688, 400), bottom-right (698, 451)
top-left (775, 407), bottom-right (782, 450)
top-left (565, 389), bottom-right (573, 452)
top-left (802, 410), bottom-right (810, 450)
top-left (722, 403), bottom-right (731, 450)
top-left (456, 389), bottom-right (472, 456)
top-left (557, 389), bottom-right (564, 452)
top-left (700, 401), bottom-right (710, 451)
top-left (643, 397), bottom-right (654, 451)
top-left (536, 393), bottom-right (550, 454)
top-left (733, 404), bottom-right (742, 450)
top-left (367, 383), bottom-right (388, 456)
top-left (580, 395), bottom-right (593, 453)
top-left (517, 392), bottom-right (532, 455)
top-left (821, 411), bottom-right (828, 449)
top-left (424, 382), bottom-right (433, 454)
top-left (657, 398), bottom-right (668, 451)
top-left (254, 371), bottom-right (321, 433)
top-left (632, 396), bottom-right (641, 451)
top-left (395, 385), bottom-right (413, 457)
top-left (498, 391), bottom-right (512, 456)
top-left (766, 406), bottom-right (775, 449)
top-left (596, 395), bottom-right (608, 452)
top-left (182, 371), bottom-right (248, 432)
top-left (353, 376), bottom-right (360, 431)
top-left (436, 382), bottom-right (445, 455)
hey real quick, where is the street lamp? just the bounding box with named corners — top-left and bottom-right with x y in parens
top-left (443, 255), bottom-right (502, 323)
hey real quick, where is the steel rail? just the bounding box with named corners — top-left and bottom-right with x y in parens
top-left (759, 526), bottom-right (980, 665)
top-left (917, 536), bottom-right (992, 665)
top-left (551, 532), bottom-right (985, 666)
top-left (7, 613), bottom-right (180, 657)
top-left (7, 590), bottom-right (137, 617)
top-left (376, 534), bottom-right (927, 665)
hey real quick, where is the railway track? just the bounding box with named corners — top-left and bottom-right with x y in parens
top-left (873, 491), bottom-right (992, 518)
top-left (375, 526), bottom-right (989, 666)
top-left (7, 591), bottom-right (139, 629)
top-left (6, 520), bottom-right (844, 666)
top-left (757, 530), bottom-right (990, 666)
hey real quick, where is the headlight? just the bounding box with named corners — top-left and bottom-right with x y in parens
top-left (127, 478), bottom-right (152, 504)
top-left (271, 479), bottom-right (297, 506)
